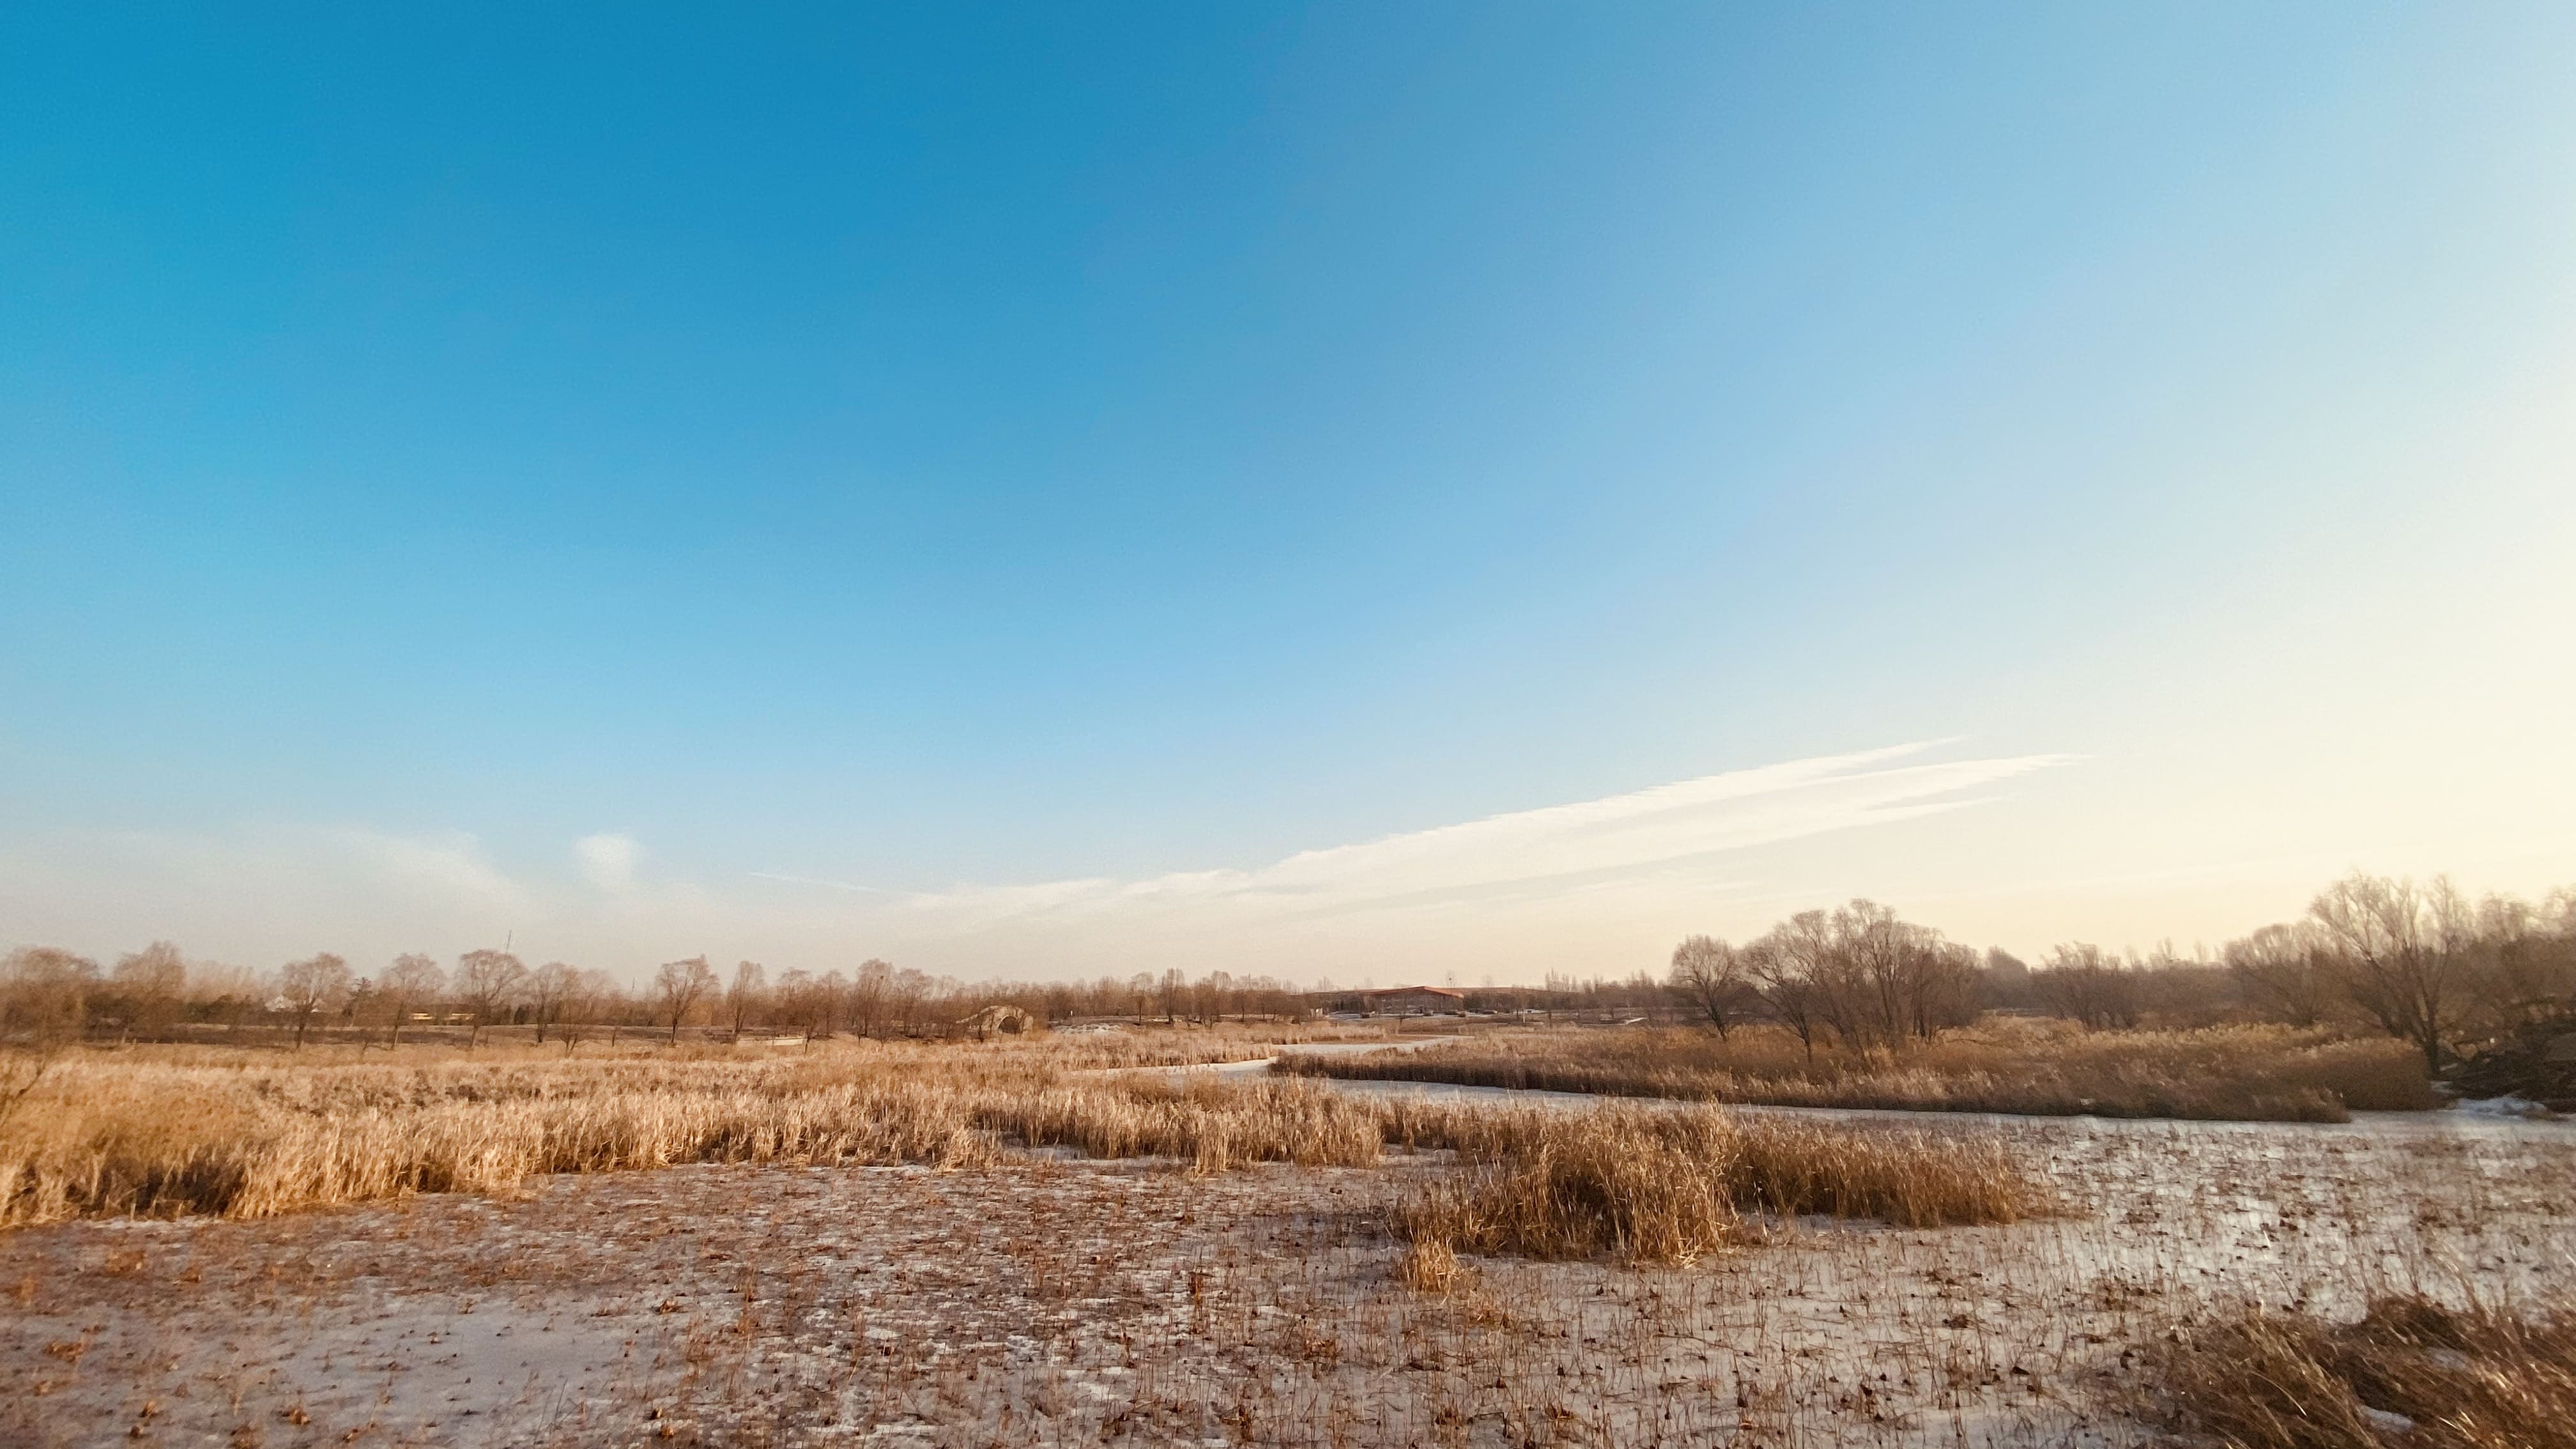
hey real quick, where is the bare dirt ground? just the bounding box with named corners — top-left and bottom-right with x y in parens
top-left (5, 1110), bottom-right (2570, 1449)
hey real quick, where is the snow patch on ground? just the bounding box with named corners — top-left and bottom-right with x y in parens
top-left (2458, 1094), bottom-right (2556, 1119)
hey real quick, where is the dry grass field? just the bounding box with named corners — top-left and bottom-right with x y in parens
top-left (0, 1032), bottom-right (2041, 1232)
top-left (1, 1027), bottom-right (2566, 1448)
top-left (1279, 1020), bottom-right (2437, 1122)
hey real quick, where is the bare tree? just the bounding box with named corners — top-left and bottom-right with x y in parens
top-left (655, 956), bottom-right (717, 1043)
top-left (1, 947), bottom-right (99, 1120)
top-left (1837, 900), bottom-right (1911, 1046)
top-left (1980, 947), bottom-right (2033, 1011)
top-left (2030, 944), bottom-right (2139, 1031)
top-left (1906, 939), bottom-right (1983, 1038)
top-left (2473, 891), bottom-right (2576, 1029)
top-left (1666, 935), bottom-right (1756, 1036)
top-left (343, 973), bottom-right (379, 1044)
top-left (185, 960), bottom-right (265, 1039)
top-left (847, 959), bottom-right (891, 1038)
top-left (773, 968), bottom-right (845, 1045)
top-left (772, 967), bottom-right (819, 1045)
top-left (2225, 923), bottom-right (2334, 1027)
top-left (1746, 911), bottom-right (1834, 1061)
top-left (814, 969), bottom-right (847, 1040)
top-left (277, 952), bottom-right (353, 1049)
top-left (891, 967), bottom-right (932, 1036)
top-left (560, 968), bottom-right (620, 1052)
top-left (724, 960), bottom-right (767, 1043)
top-left (381, 953), bottom-right (445, 1048)
top-left (2545, 885), bottom-right (2576, 942)
top-left (526, 962), bottom-right (578, 1045)
top-left (1805, 909), bottom-right (1878, 1046)
top-left (452, 949), bottom-right (528, 1047)
top-left (1735, 902), bottom-right (1973, 1050)
top-left (2307, 872), bottom-right (2465, 1071)
top-left (106, 940), bottom-right (187, 1043)
top-left (1, 947), bottom-right (98, 1046)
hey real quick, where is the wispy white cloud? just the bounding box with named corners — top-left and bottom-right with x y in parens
top-left (889, 742), bottom-right (2071, 928)
top-left (743, 871), bottom-right (898, 894)
top-left (332, 827), bottom-right (522, 905)
top-left (0, 743), bottom-right (2073, 979)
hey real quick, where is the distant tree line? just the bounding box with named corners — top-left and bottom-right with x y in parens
top-left (1666, 871), bottom-right (2576, 1068)
top-left (8, 870), bottom-right (2570, 1068)
top-left (0, 944), bottom-right (1315, 1052)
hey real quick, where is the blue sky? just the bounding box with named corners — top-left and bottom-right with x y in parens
top-left (4, 4), bottom-right (2572, 980)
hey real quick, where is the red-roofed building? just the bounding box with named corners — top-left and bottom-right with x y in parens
top-left (1358, 985), bottom-right (1466, 1016)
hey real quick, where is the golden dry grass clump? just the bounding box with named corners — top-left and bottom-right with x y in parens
top-left (984, 1073), bottom-right (1389, 1172)
top-left (1284, 1020), bottom-right (2435, 1122)
top-left (1393, 1103), bottom-right (2057, 1267)
top-left (0, 1038), bottom-right (2063, 1244)
top-left (2157, 1296), bottom-right (2576, 1449)
top-left (0, 1043), bottom-right (1437, 1225)
top-left (0, 1046), bottom-right (1013, 1225)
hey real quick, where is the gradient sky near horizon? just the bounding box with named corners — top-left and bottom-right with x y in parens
top-left (4, 4), bottom-right (2573, 985)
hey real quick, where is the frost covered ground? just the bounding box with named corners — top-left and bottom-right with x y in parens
top-left (4, 1105), bottom-right (2569, 1448)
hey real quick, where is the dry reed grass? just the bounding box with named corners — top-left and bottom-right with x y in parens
top-left (1393, 1103), bottom-right (2058, 1267)
top-left (1284, 1020), bottom-right (2435, 1121)
top-left (100, 1018), bottom-right (1391, 1071)
top-left (2157, 1295), bottom-right (2576, 1449)
top-left (0, 1039), bottom-right (2057, 1238)
top-left (0, 1047), bottom-right (1009, 1225)
top-left (986, 1073), bottom-right (1390, 1171)
top-left (0, 1047), bottom-right (1375, 1225)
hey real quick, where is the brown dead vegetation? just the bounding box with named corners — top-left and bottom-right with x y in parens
top-left (1282, 1019), bottom-right (2435, 1121)
top-left (1393, 1103), bottom-right (2058, 1266)
top-left (2157, 1294), bottom-right (2576, 1449)
top-left (0, 1037), bottom-right (2053, 1237)
top-left (4, 1070), bottom-right (2565, 1449)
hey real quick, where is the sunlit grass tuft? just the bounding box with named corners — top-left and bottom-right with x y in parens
top-left (2157, 1294), bottom-right (2576, 1449)
top-left (1392, 1103), bottom-right (2057, 1267)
